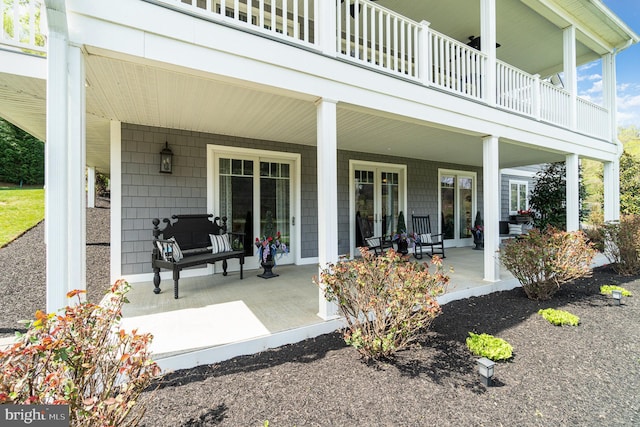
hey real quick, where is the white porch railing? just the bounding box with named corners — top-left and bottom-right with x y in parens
top-left (429, 29), bottom-right (485, 100)
top-left (6, 0), bottom-right (612, 141)
top-left (577, 97), bottom-right (609, 140)
top-left (336, 0), bottom-right (419, 79)
top-left (0, 0), bottom-right (47, 54)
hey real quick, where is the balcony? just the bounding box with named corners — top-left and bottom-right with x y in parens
top-left (1, 0), bottom-right (610, 140)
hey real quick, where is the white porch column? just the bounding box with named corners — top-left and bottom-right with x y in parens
top-left (480, 0), bottom-right (497, 106)
top-left (418, 20), bottom-right (431, 87)
top-left (315, 0), bottom-right (337, 56)
top-left (565, 153), bottom-right (580, 231)
top-left (482, 135), bottom-right (500, 282)
top-left (602, 53), bottom-right (618, 142)
top-left (316, 98), bottom-right (339, 320)
top-left (603, 160), bottom-right (620, 222)
top-left (110, 121), bottom-right (122, 284)
top-left (68, 44), bottom-right (87, 298)
top-left (45, 3), bottom-right (69, 312)
top-left (87, 166), bottom-right (96, 208)
top-left (563, 26), bottom-right (578, 130)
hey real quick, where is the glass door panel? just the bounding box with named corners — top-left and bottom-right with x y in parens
top-left (219, 158), bottom-right (254, 255)
top-left (259, 161), bottom-right (292, 264)
top-left (354, 170), bottom-right (375, 246)
top-left (381, 172), bottom-right (399, 237)
top-left (441, 175), bottom-right (455, 239)
top-left (459, 177), bottom-right (473, 239)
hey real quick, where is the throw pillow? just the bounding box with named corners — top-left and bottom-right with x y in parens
top-left (420, 233), bottom-right (432, 244)
top-left (508, 223), bottom-right (523, 235)
top-left (168, 237), bottom-right (183, 261)
top-left (364, 237), bottom-right (380, 248)
top-left (210, 234), bottom-right (232, 254)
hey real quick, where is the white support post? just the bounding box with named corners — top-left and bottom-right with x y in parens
top-left (565, 153), bottom-right (580, 231)
top-left (418, 20), bottom-right (431, 87)
top-left (110, 121), bottom-right (122, 284)
top-left (68, 44), bottom-right (86, 299)
top-left (87, 166), bottom-right (96, 208)
top-left (316, 98), bottom-right (339, 320)
top-left (482, 135), bottom-right (500, 282)
top-left (603, 160), bottom-right (620, 222)
top-left (316, 0), bottom-right (337, 56)
top-left (532, 74), bottom-right (541, 121)
top-left (480, 0), bottom-right (496, 106)
top-left (45, 23), bottom-right (69, 313)
top-left (563, 26), bottom-right (577, 130)
top-left (602, 53), bottom-right (618, 142)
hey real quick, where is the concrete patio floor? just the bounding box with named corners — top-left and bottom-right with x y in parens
top-left (120, 248), bottom-right (520, 361)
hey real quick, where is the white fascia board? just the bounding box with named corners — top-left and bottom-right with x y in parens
top-left (0, 50), bottom-right (47, 79)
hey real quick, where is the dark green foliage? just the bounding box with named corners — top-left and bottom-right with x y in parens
top-left (620, 152), bottom-right (640, 216)
top-left (474, 211), bottom-right (483, 228)
top-left (0, 118), bottom-right (44, 185)
top-left (396, 211), bottom-right (406, 234)
top-left (96, 172), bottom-right (110, 197)
top-left (528, 162), bottom-right (587, 230)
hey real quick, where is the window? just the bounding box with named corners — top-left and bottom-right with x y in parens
top-left (509, 180), bottom-right (529, 214)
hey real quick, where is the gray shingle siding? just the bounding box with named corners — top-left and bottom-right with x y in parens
top-left (120, 123), bottom-right (484, 275)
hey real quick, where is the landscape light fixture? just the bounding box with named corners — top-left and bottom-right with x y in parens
top-left (160, 142), bottom-right (173, 174)
top-left (611, 289), bottom-right (622, 305)
top-left (477, 357), bottom-right (495, 386)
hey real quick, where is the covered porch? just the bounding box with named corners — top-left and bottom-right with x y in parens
top-left (121, 247), bottom-right (520, 370)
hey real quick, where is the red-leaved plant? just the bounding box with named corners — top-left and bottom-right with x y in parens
top-left (0, 280), bottom-right (161, 426)
top-left (316, 248), bottom-right (448, 360)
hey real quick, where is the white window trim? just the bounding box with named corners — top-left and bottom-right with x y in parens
top-left (509, 179), bottom-right (529, 215)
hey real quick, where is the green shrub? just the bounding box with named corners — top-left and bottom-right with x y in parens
top-left (602, 215), bottom-right (640, 275)
top-left (466, 332), bottom-right (513, 361)
top-left (600, 285), bottom-right (632, 297)
top-left (316, 248), bottom-right (448, 360)
top-left (500, 227), bottom-right (596, 301)
top-left (538, 308), bottom-right (580, 326)
top-left (0, 280), bottom-right (161, 426)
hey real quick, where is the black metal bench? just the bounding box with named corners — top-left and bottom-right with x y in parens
top-left (152, 214), bottom-right (245, 299)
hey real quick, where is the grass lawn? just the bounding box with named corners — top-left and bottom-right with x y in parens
top-left (0, 188), bottom-right (44, 247)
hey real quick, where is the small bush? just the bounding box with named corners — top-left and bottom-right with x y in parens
top-left (466, 332), bottom-right (513, 361)
top-left (602, 215), bottom-right (640, 275)
top-left (582, 224), bottom-right (605, 253)
top-left (538, 308), bottom-right (580, 326)
top-left (500, 227), bottom-right (596, 300)
top-left (0, 280), bottom-right (161, 426)
top-left (600, 285), bottom-right (632, 297)
top-left (316, 248), bottom-right (448, 360)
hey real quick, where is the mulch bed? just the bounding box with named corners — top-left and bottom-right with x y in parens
top-left (142, 267), bottom-right (640, 427)
top-left (1, 201), bottom-right (639, 426)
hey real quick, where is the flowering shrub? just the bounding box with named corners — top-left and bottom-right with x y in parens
top-left (601, 215), bottom-right (640, 275)
top-left (0, 280), bottom-right (161, 426)
top-left (315, 248), bottom-right (448, 360)
top-left (500, 227), bottom-right (595, 300)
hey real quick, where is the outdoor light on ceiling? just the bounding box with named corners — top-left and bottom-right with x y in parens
top-left (477, 357), bottom-right (495, 387)
top-left (612, 289), bottom-right (622, 305)
top-left (467, 36), bottom-right (501, 50)
top-left (160, 142), bottom-right (173, 174)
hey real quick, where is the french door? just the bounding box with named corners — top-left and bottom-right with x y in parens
top-left (439, 170), bottom-right (476, 247)
top-left (210, 147), bottom-right (298, 269)
top-left (350, 161), bottom-right (406, 255)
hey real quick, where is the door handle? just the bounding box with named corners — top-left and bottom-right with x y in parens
top-left (292, 216), bottom-right (295, 226)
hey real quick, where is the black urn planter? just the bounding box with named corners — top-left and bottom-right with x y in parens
top-left (472, 231), bottom-right (484, 250)
top-left (258, 255), bottom-right (279, 279)
top-left (396, 240), bottom-right (409, 255)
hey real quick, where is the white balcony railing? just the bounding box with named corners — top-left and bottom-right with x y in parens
top-left (0, 0), bottom-right (47, 54)
top-left (7, 0), bottom-right (612, 141)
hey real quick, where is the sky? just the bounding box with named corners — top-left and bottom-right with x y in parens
top-left (577, 1), bottom-right (640, 129)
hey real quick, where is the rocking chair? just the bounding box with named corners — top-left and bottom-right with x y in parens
top-left (412, 214), bottom-right (445, 259)
top-left (356, 213), bottom-right (392, 256)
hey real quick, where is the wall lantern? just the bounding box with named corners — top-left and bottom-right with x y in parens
top-left (160, 142), bottom-right (173, 174)
top-left (611, 289), bottom-right (622, 305)
top-left (477, 357), bottom-right (495, 386)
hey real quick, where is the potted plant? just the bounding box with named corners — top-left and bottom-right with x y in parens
top-left (391, 211), bottom-right (415, 255)
top-left (255, 210), bottom-right (288, 278)
top-left (471, 211), bottom-right (484, 250)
